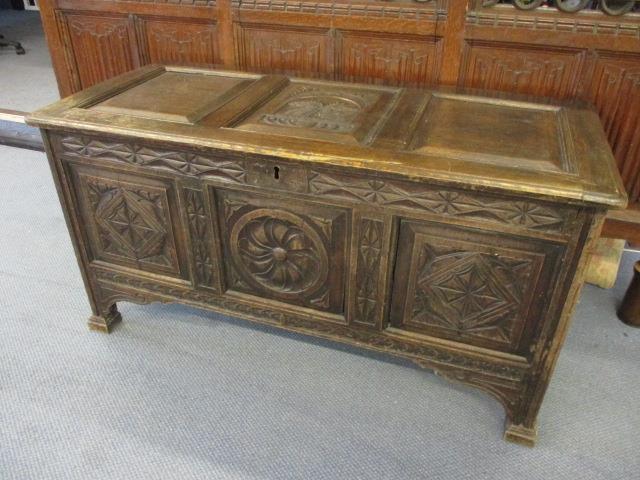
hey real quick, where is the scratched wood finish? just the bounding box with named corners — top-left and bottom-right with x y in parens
top-left (36, 0), bottom-right (640, 236)
top-left (28, 66), bottom-right (625, 446)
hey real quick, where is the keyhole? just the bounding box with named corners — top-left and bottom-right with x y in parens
top-left (274, 166), bottom-right (280, 180)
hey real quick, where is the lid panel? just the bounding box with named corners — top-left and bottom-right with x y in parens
top-left (410, 94), bottom-right (574, 175)
top-left (91, 71), bottom-right (255, 124)
top-left (27, 65), bottom-right (627, 208)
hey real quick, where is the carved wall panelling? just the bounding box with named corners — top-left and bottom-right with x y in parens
top-left (458, 40), bottom-right (587, 99)
top-left (234, 23), bottom-right (334, 78)
top-left (54, 11), bottom-right (139, 92)
top-left (135, 16), bottom-right (221, 68)
top-left (586, 51), bottom-right (640, 201)
top-left (336, 31), bottom-right (443, 87)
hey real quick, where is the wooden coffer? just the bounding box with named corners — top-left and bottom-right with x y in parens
top-left (28, 66), bottom-right (627, 446)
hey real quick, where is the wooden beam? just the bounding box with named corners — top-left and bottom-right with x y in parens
top-left (0, 109), bottom-right (44, 152)
top-left (603, 204), bottom-right (640, 245)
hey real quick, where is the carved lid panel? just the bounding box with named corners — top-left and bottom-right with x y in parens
top-left (28, 65), bottom-right (627, 208)
top-left (232, 80), bottom-right (397, 145)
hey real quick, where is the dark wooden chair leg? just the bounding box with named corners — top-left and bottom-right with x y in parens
top-left (618, 261), bottom-right (640, 327)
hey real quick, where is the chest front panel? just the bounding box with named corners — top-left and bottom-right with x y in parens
top-left (56, 133), bottom-right (583, 364)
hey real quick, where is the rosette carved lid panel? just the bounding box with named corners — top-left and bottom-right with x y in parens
top-left (29, 66), bottom-right (625, 446)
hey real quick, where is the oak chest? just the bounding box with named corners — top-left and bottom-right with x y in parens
top-left (28, 66), bottom-right (626, 446)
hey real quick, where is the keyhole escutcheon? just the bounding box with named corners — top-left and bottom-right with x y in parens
top-left (274, 166), bottom-right (280, 180)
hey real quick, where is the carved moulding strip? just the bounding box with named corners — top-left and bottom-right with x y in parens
top-left (114, 0), bottom-right (217, 5)
top-left (353, 218), bottom-right (384, 326)
top-left (466, 10), bottom-right (640, 37)
top-left (92, 267), bottom-right (527, 383)
top-left (184, 188), bottom-right (219, 290)
top-left (308, 171), bottom-right (575, 234)
top-left (61, 136), bottom-right (247, 184)
top-left (233, 0), bottom-right (442, 21)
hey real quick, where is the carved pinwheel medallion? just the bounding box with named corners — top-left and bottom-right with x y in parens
top-left (230, 209), bottom-right (329, 296)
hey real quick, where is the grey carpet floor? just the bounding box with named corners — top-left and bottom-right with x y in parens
top-left (1, 8), bottom-right (640, 480)
top-left (0, 10), bottom-right (58, 112)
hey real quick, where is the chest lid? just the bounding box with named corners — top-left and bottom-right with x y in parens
top-left (28, 65), bottom-right (626, 208)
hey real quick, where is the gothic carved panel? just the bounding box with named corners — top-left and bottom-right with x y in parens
top-left (235, 25), bottom-right (332, 77)
top-left (337, 33), bottom-right (442, 87)
top-left (459, 41), bottom-right (586, 99)
top-left (217, 190), bottom-right (348, 315)
top-left (391, 220), bottom-right (563, 354)
top-left (587, 52), bottom-right (640, 202)
top-left (74, 171), bottom-right (182, 277)
top-left (57, 13), bottom-right (136, 90)
top-left (137, 18), bottom-right (220, 68)
top-left (308, 171), bottom-right (575, 234)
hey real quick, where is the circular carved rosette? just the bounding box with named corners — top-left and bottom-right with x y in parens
top-left (230, 209), bottom-right (329, 298)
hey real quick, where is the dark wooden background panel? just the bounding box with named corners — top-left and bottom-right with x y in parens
top-left (37, 0), bottom-right (640, 233)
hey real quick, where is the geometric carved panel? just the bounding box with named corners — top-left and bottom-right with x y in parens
top-left (391, 220), bottom-right (561, 354)
top-left (76, 171), bottom-right (182, 277)
top-left (338, 32), bottom-right (442, 87)
top-left (217, 189), bottom-right (348, 316)
top-left (459, 41), bottom-right (585, 99)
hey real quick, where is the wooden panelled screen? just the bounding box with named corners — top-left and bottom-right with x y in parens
top-left (39, 0), bottom-right (640, 215)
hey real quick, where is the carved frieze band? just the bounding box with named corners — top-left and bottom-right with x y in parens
top-left (61, 136), bottom-right (247, 184)
top-left (61, 136), bottom-right (574, 234)
top-left (308, 171), bottom-right (574, 233)
top-left (93, 268), bottom-right (526, 381)
top-left (184, 188), bottom-right (218, 290)
top-left (353, 218), bottom-right (384, 326)
top-left (115, 0), bottom-right (216, 5)
top-left (233, 0), bottom-right (441, 21)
